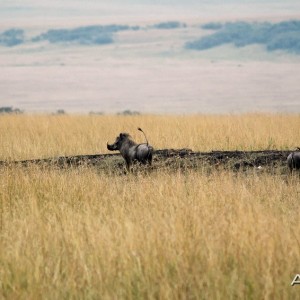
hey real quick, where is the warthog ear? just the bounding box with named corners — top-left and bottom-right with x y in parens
top-left (120, 133), bottom-right (129, 139)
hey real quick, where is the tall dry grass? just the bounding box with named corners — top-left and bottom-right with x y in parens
top-left (0, 113), bottom-right (300, 161)
top-left (1, 114), bottom-right (300, 299)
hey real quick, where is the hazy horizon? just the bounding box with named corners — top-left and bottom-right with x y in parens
top-left (1, 0), bottom-right (300, 114)
top-left (2, 0), bottom-right (300, 27)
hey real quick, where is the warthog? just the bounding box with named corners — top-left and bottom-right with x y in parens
top-left (107, 128), bottom-right (154, 170)
top-left (287, 147), bottom-right (300, 173)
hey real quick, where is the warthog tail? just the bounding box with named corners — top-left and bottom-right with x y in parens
top-left (138, 127), bottom-right (149, 146)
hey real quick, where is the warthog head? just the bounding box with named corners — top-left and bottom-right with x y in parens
top-left (107, 129), bottom-right (154, 171)
top-left (107, 133), bottom-right (132, 151)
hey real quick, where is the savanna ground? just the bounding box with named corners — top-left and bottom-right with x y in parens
top-left (1, 113), bottom-right (300, 299)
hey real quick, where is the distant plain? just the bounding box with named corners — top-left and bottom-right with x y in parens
top-left (1, 0), bottom-right (300, 114)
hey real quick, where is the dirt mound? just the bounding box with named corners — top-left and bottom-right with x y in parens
top-left (155, 149), bottom-right (290, 169)
top-left (1, 149), bottom-right (292, 173)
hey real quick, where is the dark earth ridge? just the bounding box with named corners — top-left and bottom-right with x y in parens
top-left (0, 149), bottom-right (293, 173)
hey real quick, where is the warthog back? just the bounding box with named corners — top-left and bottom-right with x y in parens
top-left (287, 152), bottom-right (300, 171)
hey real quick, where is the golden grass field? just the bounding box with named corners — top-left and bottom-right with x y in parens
top-left (1, 114), bottom-right (300, 299)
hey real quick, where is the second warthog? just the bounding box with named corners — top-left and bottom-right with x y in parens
top-left (287, 148), bottom-right (300, 173)
top-left (107, 128), bottom-right (154, 170)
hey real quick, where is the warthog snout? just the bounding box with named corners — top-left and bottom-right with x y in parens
top-left (107, 142), bottom-right (118, 151)
top-left (107, 129), bottom-right (154, 171)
